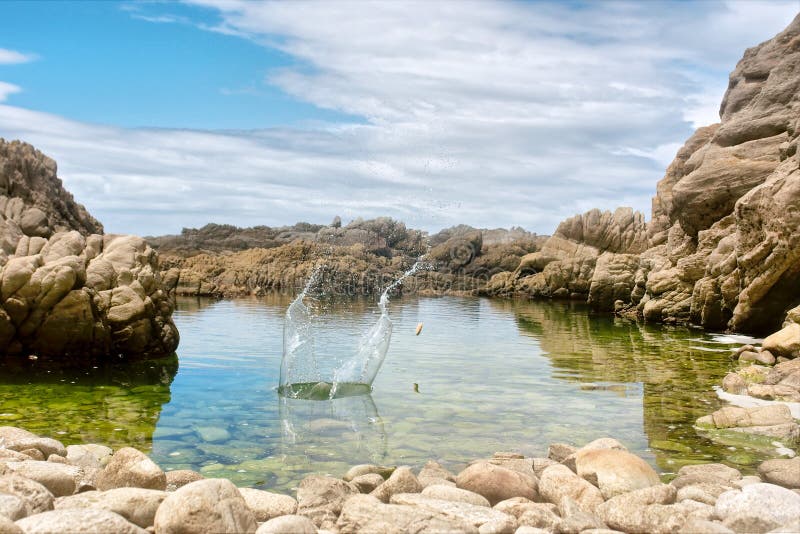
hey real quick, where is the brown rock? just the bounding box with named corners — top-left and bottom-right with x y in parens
top-left (0, 474), bottom-right (54, 514)
top-left (54, 487), bottom-right (166, 528)
top-left (456, 461), bottom-right (538, 506)
top-left (296, 475), bottom-right (358, 529)
top-left (237, 488), bottom-right (297, 522)
top-left (757, 457), bottom-right (800, 489)
top-left (371, 466), bottom-right (422, 503)
top-left (574, 449), bottom-right (660, 499)
top-left (153, 478), bottom-right (257, 534)
top-left (164, 469), bottom-right (204, 491)
top-left (96, 448), bottom-right (166, 491)
top-left (15, 509), bottom-right (146, 534)
top-left (538, 464), bottom-right (603, 513)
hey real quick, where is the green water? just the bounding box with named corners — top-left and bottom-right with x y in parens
top-left (0, 294), bottom-right (784, 492)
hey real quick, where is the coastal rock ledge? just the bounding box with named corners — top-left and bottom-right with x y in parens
top-left (0, 139), bottom-right (178, 360)
top-left (1, 426), bottom-right (800, 533)
top-left (486, 13), bottom-right (800, 335)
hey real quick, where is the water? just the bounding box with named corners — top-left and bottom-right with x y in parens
top-left (0, 294), bottom-right (784, 492)
top-left (280, 262), bottom-right (425, 399)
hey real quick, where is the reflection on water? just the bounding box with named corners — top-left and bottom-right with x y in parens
top-left (0, 294), bottom-right (769, 491)
top-left (0, 355), bottom-right (177, 450)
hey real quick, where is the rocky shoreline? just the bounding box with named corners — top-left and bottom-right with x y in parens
top-left (1, 424), bottom-right (798, 534)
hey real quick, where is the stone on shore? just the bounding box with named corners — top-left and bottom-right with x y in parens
top-left (596, 485), bottom-right (681, 534)
top-left (350, 473), bottom-right (385, 493)
top-left (421, 484), bottom-right (491, 507)
top-left (762, 323), bottom-right (800, 358)
top-left (164, 469), bottom-right (204, 491)
top-left (95, 447), bottom-right (166, 491)
top-left (0, 515), bottom-right (23, 534)
top-left (371, 467), bottom-right (422, 503)
top-left (54, 488), bottom-right (167, 528)
top-left (757, 457), bottom-right (800, 489)
top-left (237, 488), bottom-right (297, 522)
top-left (417, 460), bottom-right (456, 488)
top-left (390, 493), bottom-right (516, 531)
top-left (456, 461), bottom-right (538, 506)
top-left (2, 461), bottom-right (79, 497)
top-left (696, 404), bottom-right (800, 441)
top-left (0, 474), bottom-right (54, 514)
top-left (15, 508), bottom-right (147, 534)
top-left (715, 483), bottom-right (800, 533)
top-left (65, 444), bottom-right (112, 469)
top-left (153, 478), bottom-right (257, 534)
top-left (296, 475), bottom-right (358, 529)
top-left (0, 493), bottom-right (27, 521)
top-left (574, 448), bottom-right (660, 499)
top-left (538, 464), bottom-right (603, 513)
top-left (342, 464), bottom-right (395, 482)
top-left (255, 514), bottom-right (317, 534)
top-left (0, 427), bottom-right (66, 459)
top-left (336, 494), bottom-right (478, 533)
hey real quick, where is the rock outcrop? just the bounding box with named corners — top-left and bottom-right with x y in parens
top-left (0, 139), bottom-right (178, 360)
top-left (486, 14), bottom-right (800, 335)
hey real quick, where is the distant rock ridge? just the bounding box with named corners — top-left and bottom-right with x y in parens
top-left (0, 139), bottom-right (178, 361)
top-left (487, 13), bottom-right (800, 335)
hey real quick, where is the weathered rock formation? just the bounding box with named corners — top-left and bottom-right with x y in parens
top-left (0, 139), bottom-right (178, 360)
top-left (487, 14), bottom-right (800, 335)
top-left (153, 220), bottom-right (545, 298)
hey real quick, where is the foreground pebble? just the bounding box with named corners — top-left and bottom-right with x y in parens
top-left (1, 425), bottom-right (800, 534)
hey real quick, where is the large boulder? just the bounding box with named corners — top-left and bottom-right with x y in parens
top-left (95, 447), bottom-right (166, 491)
top-left (0, 139), bottom-right (179, 360)
top-left (537, 464), bottom-right (603, 513)
top-left (456, 461), bottom-right (538, 506)
top-left (574, 448), bottom-right (661, 499)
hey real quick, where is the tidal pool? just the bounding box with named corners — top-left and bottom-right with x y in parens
top-left (0, 294), bottom-right (773, 491)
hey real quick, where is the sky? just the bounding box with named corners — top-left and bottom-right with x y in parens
top-left (0, 1), bottom-right (798, 236)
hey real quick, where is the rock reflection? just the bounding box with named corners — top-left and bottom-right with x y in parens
top-left (0, 354), bottom-right (177, 451)
top-left (489, 298), bottom-right (740, 472)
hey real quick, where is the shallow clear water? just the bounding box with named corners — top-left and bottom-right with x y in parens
top-left (0, 294), bottom-right (779, 491)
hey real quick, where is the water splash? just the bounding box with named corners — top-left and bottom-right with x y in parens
top-left (279, 261), bottom-right (426, 400)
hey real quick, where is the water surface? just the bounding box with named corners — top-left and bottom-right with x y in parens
top-left (0, 294), bottom-right (774, 491)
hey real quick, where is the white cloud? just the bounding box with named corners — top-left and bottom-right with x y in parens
top-left (0, 48), bottom-right (37, 65)
top-left (0, 82), bottom-right (21, 102)
top-left (0, 1), bottom-right (798, 236)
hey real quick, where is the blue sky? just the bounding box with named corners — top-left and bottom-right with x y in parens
top-left (0, 1), bottom-right (356, 129)
top-left (0, 1), bottom-right (798, 235)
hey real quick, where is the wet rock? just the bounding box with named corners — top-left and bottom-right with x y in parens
top-left (164, 469), bottom-right (204, 491)
top-left (2, 461), bottom-right (79, 497)
top-left (371, 466), bottom-right (422, 503)
top-left (390, 493), bottom-right (516, 531)
top-left (722, 373), bottom-right (747, 394)
top-left (538, 464), bottom-right (603, 513)
top-left (574, 448), bottom-right (660, 499)
top-left (714, 483), bottom-right (800, 531)
top-left (457, 461), bottom-right (538, 506)
top-left (343, 464), bottom-right (395, 482)
top-left (153, 478), bottom-right (257, 534)
top-left (296, 475), bottom-right (358, 528)
top-left (350, 473), bottom-right (385, 493)
top-left (238, 488), bottom-right (297, 522)
top-left (422, 484), bottom-right (490, 507)
top-left (0, 474), bottom-right (54, 514)
top-left (696, 405), bottom-right (800, 441)
top-left (757, 457), bottom-right (800, 489)
top-left (763, 323), bottom-right (800, 359)
top-left (336, 493), bottom-right (477, 533)
top-left (54, 488), bottom-right (166, 528)
top-left (0, 493), bottom-right (27, 521)
top-left (15, 508), bottom-right (146, 533)
top-left (255, 514), bottom-right (317, 534)
top-left (739, 350), bottom-right (776, 366)
top-left (96, 447), bottom-right (166, 491)
top-left (417, 460), bottom-right (456, 487)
